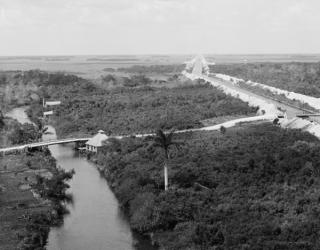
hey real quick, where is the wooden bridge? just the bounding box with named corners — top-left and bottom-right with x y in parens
top-left (0, 138), bottom-right (90, 154)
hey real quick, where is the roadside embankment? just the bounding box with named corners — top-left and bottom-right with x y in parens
top-left (214, 73), bottom-right (320, 111)
top-left (204, 72), bottom-right (320, 140)
top-left (183, 71), bottom-right (280, 117)
top-left (280, 117), bottom-right (320, 138)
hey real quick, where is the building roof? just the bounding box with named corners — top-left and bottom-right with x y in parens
top-left (86, 130), bottom-right (109, 147)
top-left (45, 101), bottom-right (61, 106)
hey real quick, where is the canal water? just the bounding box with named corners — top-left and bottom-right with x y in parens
top-left (5, 106), bottom-right (35, 125)
top-left (7, 107), bottom-right (155, 250)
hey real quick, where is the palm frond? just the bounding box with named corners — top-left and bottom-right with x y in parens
top-left (156, 129), bottom-right (166, 141)
top-left (154, 129), bottom-right (166, 147)
top-left (153, 129), bottom-right (183, 153)
top-left (166, 129), bottom-right (175, 144)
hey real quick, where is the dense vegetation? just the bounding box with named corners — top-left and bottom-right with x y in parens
top-left (0, 70), bottom-right (86, 113)
top-left (0, 69), bottom-right (259, 139)
top-left (95, 124), bottom-right (320, 249)
top-left (0, 148), bottom-right (74, 250)
top-left (0, 117), bottom-right (40, 147)
top-left (45, 84), bottom-right (257, 137)
top-left (96, 74), bottom-right (153, 89)
top-left (211, 62), bottom-right (320, 97)
top-left (17, 151), bottom-right (74, 250)
top-left (0, 140), bottom-right (73, 249)
top-left (10, 70), bottom-right (256, 138)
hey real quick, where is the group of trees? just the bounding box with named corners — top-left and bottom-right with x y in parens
top-left (2, 69), bottom-right (258, 140)
top-left (0, 111), bottom-right (50, 147)
top-left (8, 122), bottom-right (39, 145)
top-left (96, 124), bottom-right (320, 249)
top-left (17, 150), bottom-right (74, 249)
top-left (98, 74), bottom-right (153, 88)
top-left (0, 117), bottom-right (40, 147)
top-left (39, 82), bottom-right (257, 137)
top-left (0, 70), bottom-right (85, 110)
top-left (2, 69), bottom-right (254, 140)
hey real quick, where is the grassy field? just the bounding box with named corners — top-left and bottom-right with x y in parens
top-left (2, 55), bottom-right (320, 79)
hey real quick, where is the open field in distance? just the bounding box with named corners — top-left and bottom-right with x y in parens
top-left (1, 54), bottom-right (320, 79)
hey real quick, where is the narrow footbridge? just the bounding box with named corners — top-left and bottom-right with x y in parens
top-left (0, 138), bottom-right (90, 154)
top-left (0, 114), bottom-right (282, 155)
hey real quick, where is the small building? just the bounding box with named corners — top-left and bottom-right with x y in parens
top-left (43, 110), bottom-right (54, 116)
top-left (85, 130), bottom-right (109, 153)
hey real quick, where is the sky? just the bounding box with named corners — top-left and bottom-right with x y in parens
top-left (0, 0), bottom-right (319, 55)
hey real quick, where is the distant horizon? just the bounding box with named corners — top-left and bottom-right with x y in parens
top-left (1, 53), bottom-right (320, 57)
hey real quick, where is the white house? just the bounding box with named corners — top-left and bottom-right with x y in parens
top-left (45, 101), bottom-right (61, 106)
top-left (85, 130), bottom-right (109, 153)
top-left (43, 110), bottom-right (54, 116)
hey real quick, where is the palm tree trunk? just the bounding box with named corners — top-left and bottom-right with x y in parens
top-left (164, 149), bottom-right (169, 191)
top-left (164, 163), bottom-right (168, 191)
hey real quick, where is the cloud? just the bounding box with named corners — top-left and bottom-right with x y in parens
top-left (0, 0), bottom-right (319, 55)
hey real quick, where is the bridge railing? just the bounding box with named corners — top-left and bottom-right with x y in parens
top-left (0, 138), bottom-right (90, 152)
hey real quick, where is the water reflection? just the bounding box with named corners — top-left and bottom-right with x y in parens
top-left (5, 106), bottom-right (34, 125)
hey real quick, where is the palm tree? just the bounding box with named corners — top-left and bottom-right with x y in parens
top-left (153, 129), bottom-right (179, 191)
top-left (36, 118), bottom-right (50, 141)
